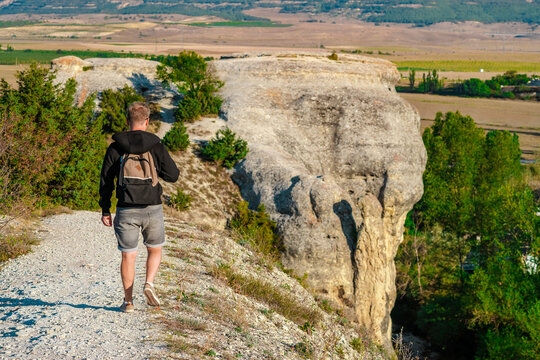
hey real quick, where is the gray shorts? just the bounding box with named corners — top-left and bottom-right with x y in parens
top-left (113, 204), bottom-right (165, 252)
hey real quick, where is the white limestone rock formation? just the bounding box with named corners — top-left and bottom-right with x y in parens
top-left (213, 53), bottom-right (427, 350)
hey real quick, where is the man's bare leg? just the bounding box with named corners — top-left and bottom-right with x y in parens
top-left (145, 246), bottom-right (162, 284)
top-left (121, 251), bottom-right (137, 303)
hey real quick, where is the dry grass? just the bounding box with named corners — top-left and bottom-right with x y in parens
top-left (34, 205), bottom-right (73, 217)
top-left (210, 263), bottom-right (322, 326)
top-left (0, 232), bottom-right (38, 263)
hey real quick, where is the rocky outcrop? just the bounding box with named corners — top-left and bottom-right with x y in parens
top-left (213, 53), bottom-right (426, 350)
top-left (51, 56), bottom-right (177, 137)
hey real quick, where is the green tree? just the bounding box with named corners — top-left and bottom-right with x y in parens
top-left (397, 111), bottom-right (538, 359)
top-left (0, 63), bottom-right (106, 209)
top-left (459, 78), bottom-right (492, 97)
top-left (408, 69), bottom-right (416, 90)
top-left (156, 51), bottom-right (223, 122)
top-left (97, 85), bottom-right (144, 134)
top-left (201, 127), bottom-right (248, 168)
top-left (468, 255), bottom-right (539, 360)
top-left (419, 69), bottom-right (442, 93)
top-left (418, 111), bottom-right (484, 237)
top-left (162, 122), bottom-right (190, 152)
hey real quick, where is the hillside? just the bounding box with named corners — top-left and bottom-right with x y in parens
top-left (0, 0), bottom-right (538, 24)
top-left (0, 150), bottom-right (388, 359)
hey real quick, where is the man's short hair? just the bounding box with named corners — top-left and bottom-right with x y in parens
top-left (127, 102), bottom-right (150, 126)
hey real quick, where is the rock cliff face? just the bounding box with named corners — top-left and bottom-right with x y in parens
top-left (213, 54), bottom-right (426, 349)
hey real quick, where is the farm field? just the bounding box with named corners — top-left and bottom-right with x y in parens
top-left (403, 93), bottom-right (540, 160)
top-left (395, 60), bottom-right (540, 72)
top-left (0, 8), bottom-right (537, 160)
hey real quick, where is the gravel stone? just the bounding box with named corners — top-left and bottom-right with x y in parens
top-left (0, 211), bottom-right (166, 359)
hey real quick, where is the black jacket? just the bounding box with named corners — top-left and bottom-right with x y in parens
top-left (99, 130), bottom-right (179, 215)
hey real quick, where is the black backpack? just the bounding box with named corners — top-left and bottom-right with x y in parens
top-left (117, 152), bottom-right (159, 205)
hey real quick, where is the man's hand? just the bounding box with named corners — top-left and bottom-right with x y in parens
top-left (101, 215), bottom-right (112, 227)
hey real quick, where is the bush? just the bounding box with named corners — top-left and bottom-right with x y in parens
top-left (157, 51), bottom-right (224, 122)
top-left (0, 232), bottom-right (38, 262)
top-left (97, 85), bottom-right (144, 134)
top-left (162, 122), bottom-right (190, 151)
top-left (328, 51), bottom-right (338, 61)
top-left (174, 92), bottom-right (201, 122)
top-left (502, 91), bottom-right (515, 99)
top-left (0, 63), bottom-right (106, 210)
top-left (230, 201), bottom-right (281, 259)
top-left (201, 127), bottom-right (248, 168)
top-left (169, 188), bottom-right (192, 211)
top-left (460, 78), bottom-right (492, 97)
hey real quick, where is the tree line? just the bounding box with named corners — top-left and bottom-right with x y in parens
top-left (403, 69), bottom-right (538, 100)
top-left (394, 111), bottom-right (539, 359)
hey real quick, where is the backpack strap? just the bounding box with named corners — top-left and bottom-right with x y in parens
top-left (118, 153), bottom-right (128, 188)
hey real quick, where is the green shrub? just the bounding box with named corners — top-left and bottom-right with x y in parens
top-left (201, 127), bottom-right (248, 168)
top-left (230, 201), bottom-right (281, 260)
top-left (328, 51), bottom-right (338, 61)
top-left (162, 122), bottom-right (190, 151)
top-left (502, 91), bottom-right (515, 99)
top-left (157, 51), bottom-right (224, 122)
top-left (459, 78), bottom-right (492, 97)
top-left (0, 232), bottom-right (38, 262)
top-left (0, 63), bottom-right (106, 210)
top-left (97, 85), bottom-right (144, 134)
top-left (174, 92), bottom-right (202, 122)
top-left (169, 188), bottom-right (192, 211)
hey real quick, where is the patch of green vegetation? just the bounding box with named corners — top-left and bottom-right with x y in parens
top-left (156, 51), bottom-right (223, 123)
top-left (187, 21), bottom-right (292, 27)
top-left (211, 263), bottom-right (322, 326)
top-left (395, 60), bottom-right (540, 72)
top-left (201, 128), bottom-right (249, 169)
top-left (0, 20), bottom-right (39, 28)
top-left (401, 69), bottom-right (538, 100)
top-left (0, 49), bottom-right (147, 65)
top-left (163, 122), bottom-right (190, 152)
top-left (0, 233), bottom-right (38, 263)
top-left (395, 111), bottom-right (539, 359)
top-left (97, 85), bottom-right (144, 134)
top-left (230, 201), bottom-right (281, 264)
top-left (0, 63), bottom-right (107, 211)
top-left (169, 188), bottom-right (192, 211)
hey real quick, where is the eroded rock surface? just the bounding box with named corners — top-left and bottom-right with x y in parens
top-left (214, 53), bottom-right (426, 349)
top-left (51, 56), bottom-right (177, 137)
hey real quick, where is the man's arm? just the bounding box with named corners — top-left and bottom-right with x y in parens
top-left (154, 143), bottom-right (179, 183)
top-left (99, 145), bottom-right (120, 224)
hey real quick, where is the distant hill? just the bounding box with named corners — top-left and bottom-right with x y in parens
top-left (0, 0), bottom-right (538, 25)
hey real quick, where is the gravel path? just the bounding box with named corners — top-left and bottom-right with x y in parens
top-left (0, 211), bottom-right (166, 359)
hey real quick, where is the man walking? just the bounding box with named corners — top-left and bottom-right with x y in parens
top-left (99, 102), bottom-right (179, 313)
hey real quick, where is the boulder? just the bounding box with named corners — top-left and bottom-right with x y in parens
top-left (213, 53), bottom-right (427, 350)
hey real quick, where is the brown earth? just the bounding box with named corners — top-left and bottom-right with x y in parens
top-left (402, 93), bottom-right (540, 159)
top-left (0, 7), bottom-right (539, 60)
